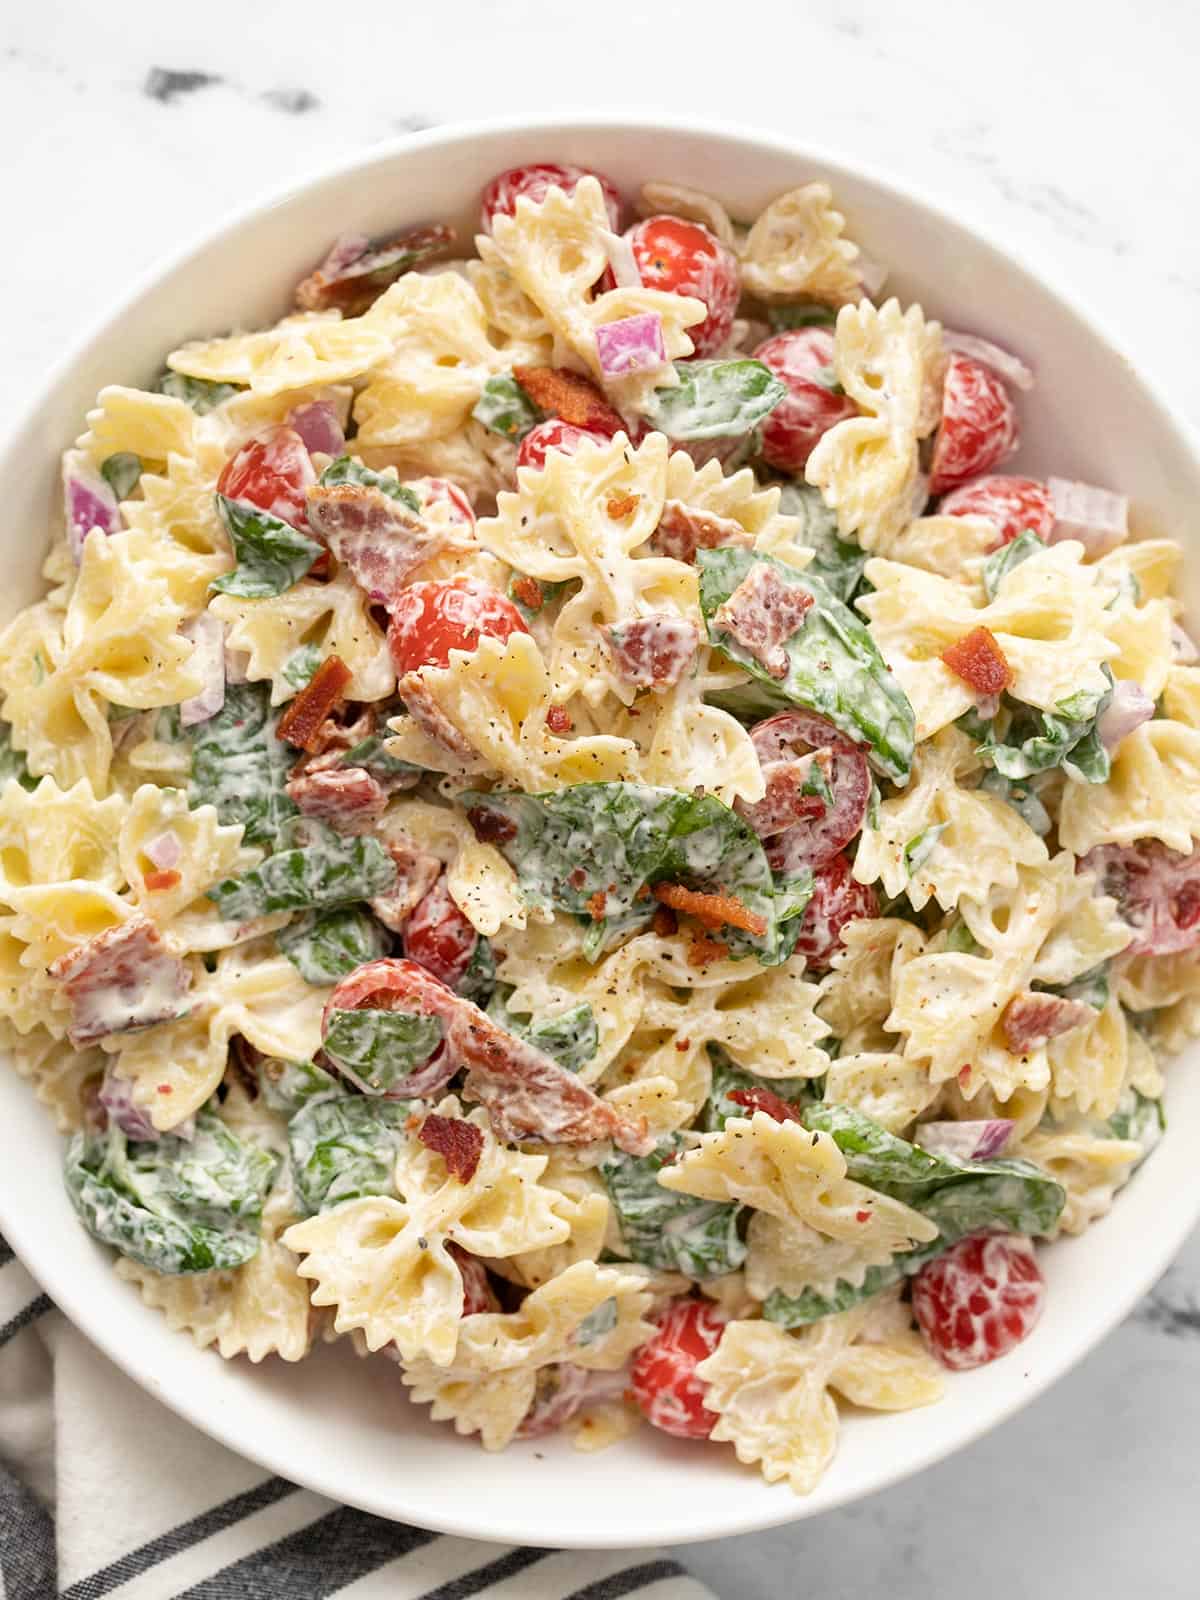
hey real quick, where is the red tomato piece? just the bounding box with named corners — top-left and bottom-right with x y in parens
top-left (744, 711), bottom-right (871, 869)
top-left (387, 576), bottom-right (529, 676)
top-left (754, 328), bottom-right (858, 473)
top-left (516, 419), bottom-right (611, 473)
top-left (938, 474), bottom-right (1054, 547)
top-left (928, 355), bottom-right (1019, 495)
top-left (217, 425), bottom-right (315, 528)
top-left (630, 1299), bottom-right (728, 1439)
top-left (788, 853), bottom-right (879, 973)
top-left (940, 626), bottom-right (1013, 696)
top-left (1081, 841), bottom-right (1200, 957)
top-left (326, 956), bottom-right (456, 1025)
top-left (405, 476), bottom-right (475, 532)
top-left (626, 215), bottom-right (740, 358)
top-left (912, 1233), bottom-right (1045, 1371)
top-left (481, 163), bottom-right (622, 234)
top-left (403, 874), bottom-right (479, 991)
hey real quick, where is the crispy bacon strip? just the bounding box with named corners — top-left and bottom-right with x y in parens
top-left (712, 564), bottom-right (813, 679)
top-left (602, 615), bottom-right (699, 690)
top-left (49, 916), bottom-right (190, 1047)
top-left (727, 1086), bottom-right (803, 1124)
top-left (650, 500), bottom-right (753, 565)
top-left (466, 804), bottom-right (518, 846)
top-left (512, 366), bottom-right (625, 435)
top-left (652, 883), bottom-right (767, 936)
top-left (511, 575), bottom-right (549, 613)
top-left (276, 656), bottom-right (353, 752)
top-left (735, 755), bottom-right (830, 840)
top-left (295, 223), bottom-right (456, 316)
top-left (396, 672), bottom-right (478, 761)
top-left (1001, 991), bottom-right (1095, 1054)
top-left (418, 1112), bottom-right (484, 1182)
top-left (287, 758), bottom-right (390, 834)
top-left (940, 626), bottom-right (1013, 696)
top-left (306, 483), bottom-right (446, 606)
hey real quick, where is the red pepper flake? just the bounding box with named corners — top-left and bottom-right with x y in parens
top-left (687, 933), bottom-right (729, 967)
top-left (727, 1086), bottom-right (803, 1124)
top-left (674, 1037), bottom-right (691, 1052)
top-left (546, 704), bottom-right (572, 735)
top-left (143, 868), bottom-right (181, 892)
top-left (940, 626), bottom-right (1013, 696)
top-left (652, 882), bottom-right (768, 937)
top-left (585, 889), bottom-right (608, 919)
top-left (467, 805), bottom-right (517, 845)
top-left (157, 1084), bottom-right (172, 1095)
top-left (418, 1113), bottom-right (484, 1183)
top-left (855, 1209), bottom-right (872, 1223)
top-left (606, 491), bottom-right (640, 520)
top-left (275, 656), bottom-right (353, 752)
top-left (513, 366), bottom-right (625, 435)
top-left (511, 575), bottom-right (546, 613)
top-left (958, 1064), bottom-right (972, 1087)
top-left (651, 905), bottom-right (678, 937)
top-left (568, 867), bottom-right (588, 891)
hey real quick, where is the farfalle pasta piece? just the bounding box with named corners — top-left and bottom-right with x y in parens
top-left (78, 385), bottom-right (197, 465)
top-left (658, 1111), bottom-right (937, 1264)
top-left (210, 569), bottom-right (394, 707)
top-left (400, 1260), bottom-right (653, 1450)
top-left (696, 1295), bottom-right (943, 1495)
top-left (1118, 949), bottom-right (1200, 1053)
top-left (168, 312), bottom-right (392, 396)
top-left (357, 421), bottom-right (517, 509)
top-left (854, 727), bottom-right (1048, 911)
top-left (380, 797), bottom-right (529, 937)
top-left (0, 1019), bottom-right (100, 1130)
top-left (497, 1153), bottom-right (611, 1291)
top-left (0, 776), bottom-right (125, 896)
top-left (1046, 996), bottom-right (1160, 1120)
top-left (0, 920), bottom-right (74, 1038)
top-left (821, 1051), bottom-right (939, 1134)
top-left (805, 298), bottom-right (944, 555)
top-left (881, 514), bottom-right (998, 580)
top-left (118, 784), bottom-right (251, 946)
top-left (116, 1186), bottom-right (313, 1362)
top-left (119, 441), bottom-right (235, 615)
top-left (1058, 719), bottom-right (1200, 855)
top-left (284, 1101), bottom-right (569, 1365)
top-left (816, 917), bottom-right (928, 1039)
top-left (859, 541), bottom-right (1120, 741)
top-left (738, 183), bottom-right (865, 305)
top-left (1015, 1124), bottom-right (1141, 1235)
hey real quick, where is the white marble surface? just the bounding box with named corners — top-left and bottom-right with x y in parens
top-left (4, 0), bottom-right (1200, 1593)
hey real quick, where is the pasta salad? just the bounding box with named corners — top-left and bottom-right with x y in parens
top-left (3, 158), bottom-right (1193, 1496)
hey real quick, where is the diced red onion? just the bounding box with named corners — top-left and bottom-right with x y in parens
top-left (596, 313), bottom-right (668, 378)
top-left (943, 331), bottom-right (1035, 392)
top-left (323, 233), bottom-right (371, 275)
top-left (1048, 477), bottom-right (1128, 556)
top-left (98, 1069), bottom-right (193, 1142)
top-left (143, 829), bottom-right (183, 871)
top-left (180, 615), bottom-right (226, 728)
top-left (62, 449), bottom-right (121, 563)
top-left (1097, 680), bottom-right (1154, 750)
top-left (288, 400), bottom-right (346, 457)
top-left (604, 231), bottom-right (643, 290)
top-left (224, 646), bottom-right (251, 685)
top-left (916, 1119), bottom-right (1014, 1162)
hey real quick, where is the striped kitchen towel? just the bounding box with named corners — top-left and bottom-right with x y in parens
top-left (0, 1240), bottom-right (711, 1600)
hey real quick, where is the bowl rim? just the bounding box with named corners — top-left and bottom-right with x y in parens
top-left (3, 110), bottom-right (1200, 1546)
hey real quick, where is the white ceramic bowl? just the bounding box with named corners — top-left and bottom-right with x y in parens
top-left (2, 115), bottom-right (1198, 1549)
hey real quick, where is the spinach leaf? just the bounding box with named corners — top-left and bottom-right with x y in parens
top-left (282, 643), bottom-right (323, 693)
top-left (976, 680), bottom-right (1113, 785)
top-left (258, 1056), bottom-right (343, 1115)
top-left (278, 906), bottom-right (390, 985)
top-left (206, 830), bottom-right (397, 921)
top-left (319, 455), bottom-right (421, 511)
top-left (702, 1047), bottom-right (816, 1130)
top-left (767, 302), bottom-right (837, 331)
top-left (211, 496), bottom-right (324, 600)
top-left (601, 1136), bottom-right (746, 1278)
top-left (488, 986), bottom-right (598, 1073)
top-left (473, 373), bottom-right (544, 441)
top-left (340, 732), bottom-right (425, 785)
top-left (1040, 963), bottom-right (1110, 1012)
top-left (698, 546), bottom-right (916, 783)
top-left (982, 530), bottom-right (1045, 601)
top-left (976, 769), bottom-right (1053, 836)
top-left (775, 484), bottom-right (867, 604)
top-left (156, 371), bottom-right (242, 413)
top-left (763, 1102), bottom-right (1065, 1326)
top-left (1106, 1090), bottom-right (1166, 1171)
top-left (189, 681), bottom-right (297, 848)
top-left (288, 1096), bottom-right (414, 1215)
top-left (641, 359), bottom-right (787, 441)
top-left (321, 1007), bottom-right (444, 1095)
top-left (461, 782), bottom-right (811, 965)
top-left (904, 823), bottom-right (947, 877)
top-left (100, 452), bottom-right (143, 500)
top-left (64, 1110), bottom-right (277, 1274)
top-left (457, 936), bottom-right (496, 1007)
top-left (0, 723), bottom-right (35, 792)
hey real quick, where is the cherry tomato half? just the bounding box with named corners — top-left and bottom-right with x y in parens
top-left (217, 425), bottom-right (315, 528)
top-left (630, 1298), bottom-right (728, 1439)
top-left (481, 163), bottom-right (622, 233)
top-left (928, 355), bottom-right (1019, 495)
top-left (626, 215), bottom-right (741, 357)
top-left (516, 419), bottom-right (613, 474)
top-left (387, 576), bottom-right (529, 675)
top-left (754, 329), bottom-right (858, 473)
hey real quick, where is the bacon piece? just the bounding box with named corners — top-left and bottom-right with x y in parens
top-left (546, 704), bottom-right (572, 735)
top-left (295, 223), bottom-right (456, 316)
top-left (276, 656), bottom-right (353, 752)
top-left (286, 757), bottom-right (389, 834)
top-left (369, 832), bottom-right (442, 932)
top-left (603, 615), bottom-right (699, 690)
top-left (606, 491), bottom-right (640, 519)
top-left (651, 905), bottom-right (678, 937)
top-left (142, 868), bottom-right (182, 893)
top-left (651, 882), bottom-right (767, 936)
top-left (726, 1086), bottom-right (803, 1124)
top-left (49, 916), bottom-right (191, 1047)
top-left (687, 933), bottom-right (729, 967)
top-left (712, 564), bottom-right (813, 679)
top-left (512, 366), bottom-right (625, 435)
top-left (305, 706), bottom-right (377, 758)
top-left (447, 1242), bottom-right (500, 1315)
top-left (396, 672), bottom-right (478, 761)
top-left (736, 757), bottom-right (828, 840)
top-left (305, 483), bottom-right (446, 606)
top-left (650, 500), bottom-right (753, 565)
top-left (511, 575), bottom-right (549, 613)
top-left (1000, 991), bottom-right (1095, 1054)
top-left (466, 804), bottom-right (517, 846)
top-left (940, 626), bottom-right (1013, 696)
top-left (418, 1112), bottom-right (484, 1182)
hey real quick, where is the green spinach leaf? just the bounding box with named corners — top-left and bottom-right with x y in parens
top-left (601, 1136), bottom-right (746, 1278)
top-left (156, 371), bottom-right (242, 413)
top-left (258, 1056), bottom-right (343, 1115)
top-left (488, 986), bottom-right (598, 1072)
top-left (288, 1097), bottom-right (414, 1215)
top-left (189, 681), bottom-right (297, 849)
top-left (641, 360), bottom-right (786, 441)
top-left (775, 484), bottom-right (867, 604)
top-left (211, 496), bottom-right (324, 600)
top-left (278, 906), bottom-right (390, 985)
top-left (100, 452), bottom-right (143, 500)
top-left (321, 1007), bottom-right (444, 1096)
top-left (206, 830), bottom-right (397, 921)
top-left (473, 373), bottom-right (544, 441)
top-left (319, 455), bottom-right (421, 511)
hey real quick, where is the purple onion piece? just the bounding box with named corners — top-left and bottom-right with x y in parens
top-left (1097, 680), bottom-right (1154, 751)
top-left (1048, 477), bottom-right (1128, 556)
top-left (288, 399), bottom-right (346, 457)
top-left (596, 313), bottom-right (668, 378)
top-left (916, 1119), bottom-right (1014, 1162)
top-left (98, 1069), bottom-right (194, 1142)
top-left (180, 615), bottom-right (226, 728)
top-left (142, 829), bottom-right (183, 870)
top-left (62, 449), bottom-right (121, 563)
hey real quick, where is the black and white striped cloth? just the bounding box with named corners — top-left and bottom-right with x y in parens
top-left (0, 1239), bottom-right (713, 1600)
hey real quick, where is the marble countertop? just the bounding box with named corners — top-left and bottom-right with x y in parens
top-left (3, 0), bottom-right (1199, 1593)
